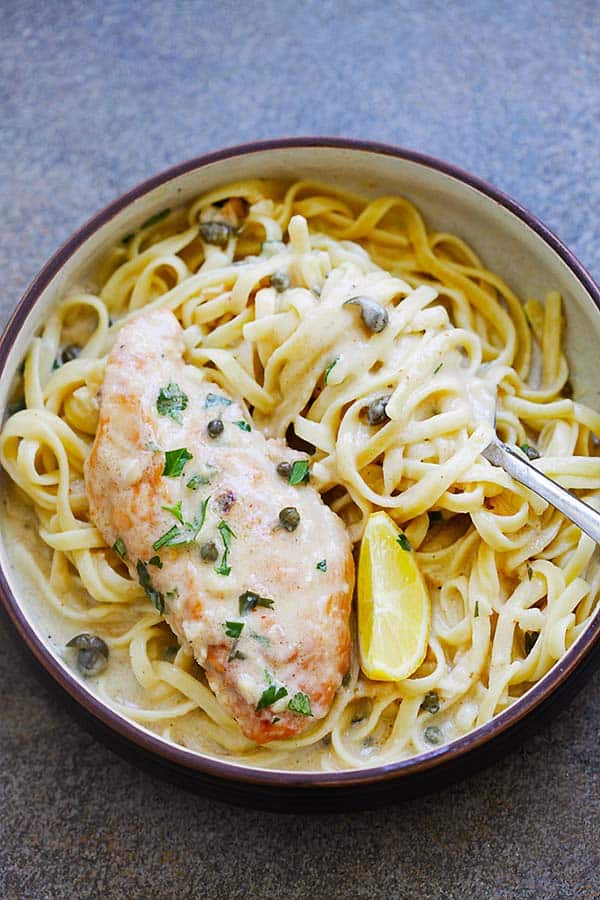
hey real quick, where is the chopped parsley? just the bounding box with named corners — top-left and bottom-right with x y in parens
top-left (186, 465), bottom-right (217, 490)
top-left (157, 383), bottom-right (188, 425)
top-left (153, 497), bottom-right (210, 550)
top-left (527, 563), bottom-right (533, 580)
top-left (323, 357), bottom-right (338, 384)
top-left (161, 500), bottom-right (184, 524)
top-left (112, 537), bottom-right (127, 559)
top-left (239, 590), bottom-right (274, 615)
top-left (474, 601), bottom-right (480, 617)
top-left (287, 692), bottom-right (313, 717)
top-left (162, 447), bottom-right (193, 477)
top-left (288, 459), bottom-right (310, 485)
top-left (341, 672), bottom-right (351, 688)
top-left (215, 519), bottom-right (236, 576)
top-left (136, 560), bottom-right (165, 614)
top-left (524, 631), bottom-right (539, 654)
top-left (433, 362), bottom-right (443, 374)
top-left (396, 533), bottom-right (412, 551)
top-left (204, 393), bottom-right (232, 409)
top-left (224, 621), bottom-right (244, 639)
top-left (234, 420), bottom-right (251, 432)
top-left (256, 676), bottom-right (288, 712)
top-left (520, 443), bottom-right (541, 461)
top-left (140, 207), bottom-right (171, 229)
top-left (316, 559), bottom-right (327, 572)
top-left (148, 555), bottom-right (163, 569)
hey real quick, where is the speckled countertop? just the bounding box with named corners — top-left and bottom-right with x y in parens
top-left (1, 2), bottom-right (599, 897)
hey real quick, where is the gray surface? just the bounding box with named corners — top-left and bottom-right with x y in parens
top-left (1, 1), bottom-right (599, 897)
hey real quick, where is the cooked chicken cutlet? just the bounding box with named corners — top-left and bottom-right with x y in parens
top-left (84, 309), bottom-right (354, 743)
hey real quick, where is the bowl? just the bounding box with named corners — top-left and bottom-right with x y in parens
top-left (1, 138), bottom-right (599, 812)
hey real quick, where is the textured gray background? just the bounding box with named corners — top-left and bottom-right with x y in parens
top-left (1, 1), bottom-right (599, 898)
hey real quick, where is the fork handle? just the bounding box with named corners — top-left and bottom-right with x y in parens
top-left (482, 439), bottom-right (600, 545)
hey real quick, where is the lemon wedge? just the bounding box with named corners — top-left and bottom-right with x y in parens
top-left (358, 511), bottom-right (431, 681)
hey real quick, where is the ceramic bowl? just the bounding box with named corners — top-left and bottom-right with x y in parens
top-left (1, 138), bottom-right (599, 811)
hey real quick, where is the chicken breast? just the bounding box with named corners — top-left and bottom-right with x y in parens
top-left (85, 308), bottom-right (354, 743)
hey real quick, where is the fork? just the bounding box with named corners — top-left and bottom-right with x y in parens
top-left (481, 434), bottom-right (600, 544)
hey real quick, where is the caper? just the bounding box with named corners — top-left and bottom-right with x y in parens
top-left (343, 296), bottom-right (389, 333)
top-left (77, 648), bottom-right (108, 676)
top-left (215, 490), bottom-right (236, 513)
top-left (66, 633), bottom-right (109, 678)
top-left (61, 344), bottom-right (80, 364)
top-left (421, 691), bottom-right (440, 714)
top-left (207, 418), bottom-right (224, 438)
top-left (276, 461), bottom-right (292, 479)
top-left (199, 221), bottom-right (233, 247)
top-left (270, 271), bottom-right (290, 292)
top-left (521, 443), bottom-right (540, 460)
top-left (366, 394), bottom-right (391, 426)
top-left (200, 541), bottom-right (219, 562)
top-left (424, 725), bottom-right (443, 745)
top-left (279, 506), bottom-right (300, 532)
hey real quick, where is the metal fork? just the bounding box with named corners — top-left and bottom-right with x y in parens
top-left (481, 435), bottom-right (600, 544)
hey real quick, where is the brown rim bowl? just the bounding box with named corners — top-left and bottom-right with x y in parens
top-left (1, 138), bottom-right (599, 812)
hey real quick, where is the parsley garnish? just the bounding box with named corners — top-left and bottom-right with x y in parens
top-left (204, 393), bottom-right (232, 409)
top-left (112, 537), bottom-right (126, 559)
top-left (287, 692), bottom-right (313, 716)
top-left (397, 533), bottom-right (412, 551)
top-left (163, 447), bottom-right (193, 477)
top-left (157, 383), bottom-right (188, 425)
top-left (215, 519), bottom-right (236, 576)
top-left (153, 497), bottom-right (210, 550)
top-left (323, 357), bottom-right (338, 384)
top-left (474, 601), bottom-right (480, 617)
top-left (316, 559), bottom-right (327, 572)
top-left (527, 563), bottom-right (533, 580)
top-left (148, 555), bottom-right (163, 568)
top-left (234, 420), bottom-right (251, 432)
top-left (520, 443), bottom-right (541, 460)
top-left (136, 560), bottom-right (165, 614)
top-left (186, 465), bottom-right (217, 490)
top-left (288, 459), bottom-right (310, 485)
top-left (161, 500), bottom-right (184, 524)
top-left (341, 672), bottom-right (351, 687)
top-left (238, 590), bottom-right (274, 615)
top-left (433, 362), bottom-right (443, 374)
top-left (141, 208), bottom-right (171, 229)
top-left (224, 621), bottom-right (244, 639)
top-left (256, 677), bottom-right (288, 711)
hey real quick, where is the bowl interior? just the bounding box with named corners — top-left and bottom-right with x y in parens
top-left (1, 143), bottom-right (599, 780)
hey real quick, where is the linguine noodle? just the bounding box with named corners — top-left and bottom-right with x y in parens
top-left (1, 178), bottom-right (599, 770)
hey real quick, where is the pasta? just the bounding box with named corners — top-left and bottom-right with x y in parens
top-left (1, 178), bottom-right (599, 771)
